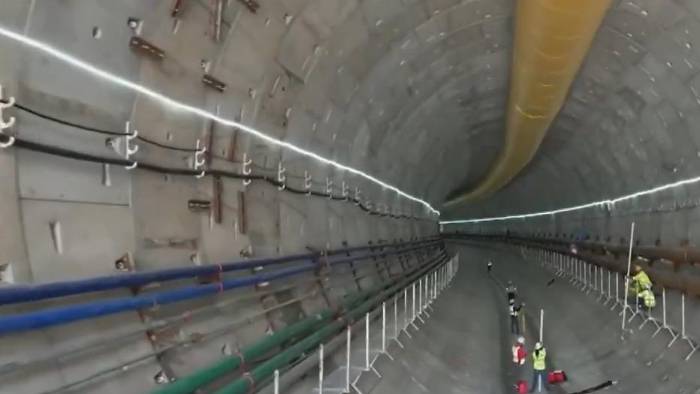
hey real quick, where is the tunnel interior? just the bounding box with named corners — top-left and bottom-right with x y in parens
top-left (2, 0), bottom-right (700, 393)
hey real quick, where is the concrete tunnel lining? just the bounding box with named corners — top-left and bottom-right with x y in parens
top-left (2, 0), bottom-right (700, 393)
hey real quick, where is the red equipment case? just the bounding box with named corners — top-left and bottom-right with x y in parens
top-left (548, 370), bottom-right (568, 384)
top-left (515, 380), bottom-right (528, 393)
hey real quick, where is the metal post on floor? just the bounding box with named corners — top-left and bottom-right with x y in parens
top-left (442, 265), bottom-right (446, 291)
top-left (664, 288), bottom-right (680, 347)
top-left (593, 265), bottom-right (598, 292)
top-left (434, 270), bottom-right (438, 300)
top-left (621, 222), bottom-right (636, 336)
top-left (424, 275), bottom-right (432, 315)
top-left (365, 313), bottom-right (370, 370)
top-left (441, 265), bottom-right (445, 290)
top-left (274, 369), bottom-right (280, 394)
top-left (579, 262), bottom-right (584, 289)
top-left (345, 326), bottom-right (351, 392)
top-left (426, 272), bottom-right (432, 308)
top-left (393, 296), bottom-right (403, 348)
top-left (611, 272), bottom-right (621, 310)
top-left (653, 288), bottom-right (678, 344)
top-left (539, 309), bottom-right (544, 343)
top-left (604, 269), bottom-right (612, 305)
top-left (412, 282), bottom-right (416, 322)
top-left (417, 278), bottom-right (423, 316)
top-left (599, 267), bottom-right (605, 300)
top-left (680, 293), bottom-right (698, 360)
top-left (318, 344), bottom-right (324, 394)
top-left (403, 287), bottom-right (412, 338)
top-left (381, 301), bottom-right (387, 353)
top-left (417, 278), bottom-right (426, 322)
top-left (403, 287), bottom-right (408, 328)
top-left (422, 276), bottom-right (430, 314)
top-left (410, 283), bottom-right (419, 330)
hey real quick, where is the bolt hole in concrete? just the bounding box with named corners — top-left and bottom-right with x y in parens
top-left (200, 59), bottom-right (211, 72)
top-left (127, 17), bottom-right (142, 33)
top-left (0, 263), bottom-right (14, 284)
top-left (91, 26), bottom-right (101, 39)
top-left (153, 371), bottom-right (170, 384)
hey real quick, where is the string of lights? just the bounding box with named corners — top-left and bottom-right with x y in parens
top-left (0, 25), bottom-right (439, 216)
top-left (441, 175), bottom-right (700, 224)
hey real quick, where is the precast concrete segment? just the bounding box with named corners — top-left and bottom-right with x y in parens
top-left (444, 0), bottom-right (614, 208)
top-left (371, 248), bottom-right (506, 393)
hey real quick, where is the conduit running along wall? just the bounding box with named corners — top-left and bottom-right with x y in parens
top-left (213, 252), bottom-right (450, 394)
top-left (0, 242), bottom-right (441, 335)
top-left (443, 0), bottom-right (613, 207)
top-left (152, 250), bottom-right (447, 394)
top-left (0, 237), bottom-right (439, 305)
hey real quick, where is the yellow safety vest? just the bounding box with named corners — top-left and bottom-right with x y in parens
top-left (640, 289), bottom-right (656, 308)
top-left (633, 271), bottom-right (652, 292)
top-left (533, 349), bottom-right (547, 370)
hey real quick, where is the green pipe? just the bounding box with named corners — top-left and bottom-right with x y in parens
top-left (150, 289), bottom-right (375, 394)
top-left (214, 254), bottom-right (446, 394)
top-left (152, 247), bottom-right (445, 394)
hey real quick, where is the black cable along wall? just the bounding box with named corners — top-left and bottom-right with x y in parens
top-left (0, 100), bottom-right (434, 222)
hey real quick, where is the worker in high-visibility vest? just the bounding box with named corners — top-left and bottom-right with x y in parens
top-left (638, 287), bottom-right (656, 311)
top-left (631, 265), bottom-right (652, 295)
top-left (530, 342), bottom-right (548, 393)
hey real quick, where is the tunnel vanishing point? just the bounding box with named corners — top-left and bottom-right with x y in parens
top-left (2, 0), bottom-right (700, 393)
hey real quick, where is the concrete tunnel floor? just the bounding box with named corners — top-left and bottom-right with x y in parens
top-left (365, 243), bottom-right (700, 394)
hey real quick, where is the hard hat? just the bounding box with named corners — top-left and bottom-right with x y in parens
top-left (517, 336), bottom-right (525, 344)
top-left (535, 342), bottom-right (543, 350)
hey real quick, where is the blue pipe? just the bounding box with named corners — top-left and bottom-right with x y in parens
top-left (0, 244), bottom-right (441, 335)
top-left (0, 238), bottom-right (439, 305)
top-left (0, 253), bottom-right (312, 305)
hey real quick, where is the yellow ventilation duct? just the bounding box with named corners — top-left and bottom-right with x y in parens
top-left (443, 0), bottom-right (613, 208)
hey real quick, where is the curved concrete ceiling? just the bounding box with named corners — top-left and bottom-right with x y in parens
top-left (1, 0), bottom-right (699, 230)
top-left (446, 0), bottom-right (700, 222)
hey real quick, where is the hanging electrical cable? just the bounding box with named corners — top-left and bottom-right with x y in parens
top-left (3, 98), bottom-right (199, 152)
top-left (1, 134), bottom-right (430, 221)
top-left (0, 25), bottom-right (439, 216)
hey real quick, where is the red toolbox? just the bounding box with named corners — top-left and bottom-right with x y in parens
top-left (515, 380), bottom-right (528, 393)
top-left (548, 370), bottom-right (568, 384)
